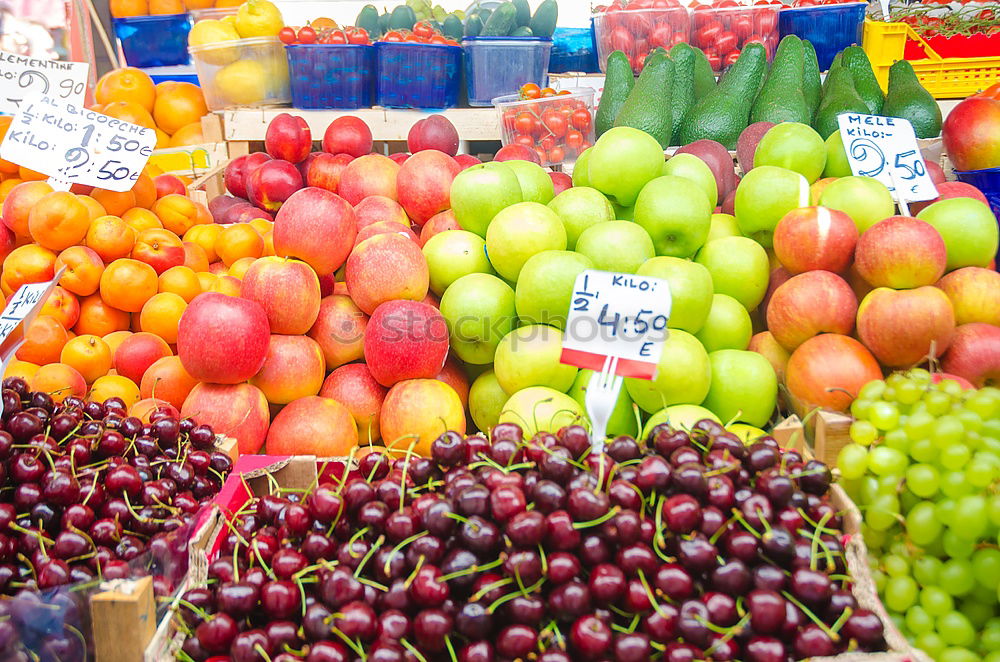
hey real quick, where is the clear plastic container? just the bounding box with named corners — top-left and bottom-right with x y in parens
top-left (463, 36), bottom-right (553, 107)
top-left (145, 65), bottom-right (201, 86)
top-left (189, 36), bottom-right (291, 111)
top-left (592, 7), bottom-right (691, 74)
top-left (494, 88), bottom-right (596, 167)
top-left (779, 3), bottom-right (867, 70)
top-left (689, 5), bottom-right (781, 71)
top-left (113, 14), bottom-right (192, 68)
top-left (286, 44), bottom-right (375, 110)
top-left (190, 7), bottom-right (239, 22)
top-left (375, 42), bottom-right (462, 109)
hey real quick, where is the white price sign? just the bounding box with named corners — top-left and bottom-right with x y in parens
top-left (0, 51), bottom-right (89, 115)
top-left (0, 95), bottom-right (156, 192)
top-left (560, 270), bottom-right (672, 380)
top-left (837, 113), bottom-right (938, 203)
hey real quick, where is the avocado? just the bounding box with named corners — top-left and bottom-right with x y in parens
top-left (802, 40), bottom-right (821, 118)
top-left (482, 2), bottom-right (517, 36)
top-left (529, 0), bottom-right (558, 38)
top-left (882, 59), bottom-right (942, 138)
top-left (442, 14), bottom-right (463, 40)
top-left (669, 43), bottom-right (697, 145)
top-left (614, 50), bottom-right (674, 148)
top-left (595, 50), bottom-right (635, 137)
top-left (389, 5), bottom-right (416, 30)
top-left (822, 52), bottom-right (843, 96)
top-left (464, 13), bottom-right (483, 37)
top-left (813, 64), bottom-right (869, 139)
top-left (356, 4), bottom-right (380, 38)
top-left (691, 47), bottom-right (717, 101)
top-left (842, 46), bottom-right (885, 115)
top-left (750, 35), bottom-right (810, 125)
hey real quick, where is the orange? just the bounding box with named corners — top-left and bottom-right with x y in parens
top-left (16, 316), bottom-right (69, 365)
top-left (151, 194), bottom-right (210, 235)
top-left (100, 258), bottom-right (158, 313)
top-left (155, 129), bottom-right (170, 149)
top-left (153, 82), bottom-right (208, 135)
top-left (248, 218), bottom-right (272, 235)
top-left (149, 0), bottom-right (184, 13)
top-left (158, 265), bottom-right (201, 302)
top-left (311, 17), bottom-right (337, 29)
top-left (96, 67), bottom-right (156, 112)
top-left (139, 355), bottom-right (198, 409)
top-left (2, 181), bottom-right (53, 237)
top-left (5, 360), bottom-right (39, 381)
top-left (182, 241), bottom-right (210, 272)
top-left (102, 101), bottom-right (156, 130)
top-left (103, 330), bottom-right (133, 356)
top-left (139, 292), bottom-right (186, 344)
top-left (77, 195), bottom-right (106, 221)
top-left (131, 173), bottom-right (157, 209)
top-left (262, 229), bottom-right (275, 256)
top-left (2, 244), bottom-right (57, 295)
top-left (86, 215), bottom-right (136, 262)
top-left (31, 363), bottom-right (87, 402)
top-left (0, 179), bottom-right (23, 202)
top-left (228, 256), bottom-right (257, 279)
top-left (110, 0), bottom-right (148, 18)
top-left (169, 123), bottom-right (206, 147)
top-left (211, 275), bottom-right (242, 296)
top-left (215, 0), bottom-right (242, 6)
top-left (27, 191), bottom-right (90, 250)
top-left (39, 286), bottom-right (80, 329)
top-left (184, 0), bottom-right (215, 8)
top-left (18, 166), bottom-right (46, 181)
top-left (60, 334), bottom-right (113, 383)
top-left (196, 272), bottom-right (218, 291)
top-left (123, 208), bottom-right (163, 232)
top-left (89, 374), bottom-right (141, 406)
top-left (215, 223), bottom-right (263, 266)
top-left (0, 117), bottom-right (20, 175)
top-left (75, 294), bottom-right (131, 336)
top-left (90, 189), bottom-right (136, 217)
top-left (55, 246), bottom-right (105, 297)
top-left (183, 224), bottom-right (222, 262)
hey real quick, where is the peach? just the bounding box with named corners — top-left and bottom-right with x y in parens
top-left (308, 294), bottom-right (367, 371)
top-left (354, 195), bottom-right (409, 231)
top-left (345, 233), bottom-right (429, 314)
top-left (177, 292), bottom-right (270, 384)
top-left (322, 116), bottom-right (372, 157)
top-left (265, 396), bottom-right (359, 457)
top-left (224, 152), bottom-right (271, 199)
top-left (857, 286), bottom-right (955, 368)
top-left (139, 355), bottom-right (198, 410)
top-left (364, 300), bottom-right (449, 387)
top-left (319, 363), bottom-right (387, 443)
top-left (246, 160), bottom-right (303, 213)
top-left (90, 189), bottom-right (136, 217)
top-left (113, 331), bottom-right (172, 384)
top-left (273, 188), bottom-right (357, 276)
top-left (337, 154), bottom-right (400, 205)
top-left (240, 257), bottom-right (321, 334)
top-left (16, 316), bottom-right (68, 365)
top-left (39, 286), bottom-right (80, 329)
top-left (211, 275), bottom-right (242, 297)
top-left (60, 333), bottom-right (113, 383)
top-left (379, 379), bottom-right (465, 456)
top-left (0, 223), bottom-right (15, 264)
top-left (184, 224), bottom-right (223, 262)
top-left (153, 174), bottom-right (187, 199)
top-left (183, 242), bottom-right (211, 273)
top-left (181, 382), bottom-right (270, 455)
top-left (396, 149), bottom-right (461, 225)
top-left (131, 228), bottom-right (186, 274)
top-left (419, 210), bottom-right (460, 246)
top-left (74, 294), bottom-right (130, 336)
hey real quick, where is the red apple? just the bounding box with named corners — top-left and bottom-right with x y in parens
top-left (364, 300), bottom-right (449, 387)
top-left (676, 138), bottom-right (738, 202)
top-left (419, 210), bottom-right (460, 246)
top-left (303, 152), bottom-right (353, 194)
top-left (930, 371), bottom-right (976, 390)
top-left (436, 356), bottom-right (469, 408)
top-left (273, 187), bottom-right (357, 276)
top-left (240, 256), bottom-right (321, 334)
top-left (455, 154), bottom-right (482, 171)
top-left (407, 115), bottom-right (459, 156)
top-left (181, 383), bottom-right (270, 455)
top-left (265, 396), bottom-right (359, 457)
top-left (936, 266), bottom-right (1000, 326)
top-left (550, 171), bottom-right (573, 195)
top-left (318, 272), bottom-right (335, 297)
top-left (250, 334), bottom-right (325, 405)
top-left (177, 292), bottom-right (271, 384)
top-left (320, 363), bottom-right (388, 443)
top-left (224, 152), bottom-right (271, 199)
top-left (265, 113), bottom-right (312, 164)
top-left (785, 334), bottom-right (883, 414)
top-left (942, 97), bottom-right (1000, 171)
top-left (760, 266), bottom-right (792, 317)
top-left (388, 152), bottom-right (410, 165)
top-left (766, 270), bottom-right (858, 351)
top-left (772, 206), bottom-right (858, 275)
top-left (720, 189), bottom-right (736, 215)
top-left (379, 379), bottom-right (465, 456)
top-left (925, 160), bottom-right (946, 185)
top-left (748, 331), bottom-right (791, 382)
top-left (323, 116), bottom-right (373, 157)
top-left (941, 322), bottom-right (1000, 387)
top-left (854, 216), bottom-right (947, 289)
top-left (308, 293), bottom-right (368, 371)
top-left (354, 220), bottom-right (419, 247)
top-left (345, 232), bottom-right (429, 314)
top-left (494, 144), bottom-right (541, 164)
top-left (396, 149), bottom-right (461, 225)
top-left (113, 332), bottom-right (171, 385)
top-left (245, 159), bottom-right (304, 212)
top-left (337, 154), bottom-right (400, 206)
top-left (908, 181), bottom-right (991, 215)
top-left (856, 286), bottom-right (955, 367)
top-left (354, 195), bottom-right (409, 231)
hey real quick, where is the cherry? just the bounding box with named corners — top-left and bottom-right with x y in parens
top-left (335, 600), bottom-right (377, 640)
top-left (548, 580), bottom-right (592, 620)
top-left (320, 567), bottom-right (363, 608)
top-left (496, 624), bottom-right (537, 658)
top-left (459, 516), bottom-right (500, 554)
top-left (489, 485), bottom-right (526, 522)
top-left (455, 484), bottom-right (489, 516)
top-left (544, 510), bottom-right (580, 551)
top-left (613, 632), bottom-right (651, 662)
top-left (745, 636), bottom-right (786, 662)
top-left (413, 608), bottom-right (452, 652)
top-left (196, 613), bottom-right (239, 653)
top-left (261, 580), bottom-right (300, 620)
top-left (432, 431), bottom-right (466, 466)
top-left (265, 620), bottom-right (301, 652)
top-left (547, 551), bottom-right (581, 584)
top-left (409, 565), bottom-right (449, 607)
top-left (305, 641), bottom-right (349, 662)
top-left (589, 564), bottom-right (626, 605)
top-left (790, 567), bottom-right (832, 606)
top-left (231, 629), bottom-right (273, 662)
top-left (217, 583), bottom-right (259, 618)
top-left (506, 510), bottom-right (545, 547)
top-left (570, 614), bottom-right (612, 658)
top-left (531, 480), bottom-right (566, 513)
top-left (794, 623), bottom-right (836, 657)
top-left (844, 608), bottom-right (884, 648)
top-left (458, 641), bottom-right (494, 662)
top-left (642, 603), bottom-right (678, 640)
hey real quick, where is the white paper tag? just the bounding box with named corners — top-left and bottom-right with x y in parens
top-left (560, 270), bottom-right (672, 380)
top-left (0, 95), bottom-right (155, 192)
top-left (0, 51), bottom-right (89, 115)
top-left (837, 113), bottom-right (938, 203)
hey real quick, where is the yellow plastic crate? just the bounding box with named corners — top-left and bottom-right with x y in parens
top-left (862, 18), bottom-right (1000, 99)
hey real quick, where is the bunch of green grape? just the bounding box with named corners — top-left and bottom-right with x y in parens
top-left (836, 369), bottom-right (1000, 662)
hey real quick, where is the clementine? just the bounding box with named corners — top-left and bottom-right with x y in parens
top-left (96, 67), bottom-right (156, 112)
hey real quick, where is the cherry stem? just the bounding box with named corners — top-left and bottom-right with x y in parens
top-left (443, 511), bottom-right (469, 524)
top-left (810, 510), bottom-right (833, 573)
top-left (636, 568), bottom-right (668, 619)
top-left (400, 638), bottom-right (428, 662)
top-left (571, 505), bottom-right (620, 529)
top-left (353, 534), bottom-right (384, 578)
top-left (471, 577), bottom-right (513, 602)
top-left (345, 527), bottom-right (370, 557)
top-left (444, 634), bottom-right (458, 662)
top-left (330, 625), bottom-right (367, 661)
top-left (438, 556), bottom-right (503, 583)
top-left (383, 531), bottom-right (428, 577)
top-left (782, 590), bottom-right (840, 642)
top-left (357, 577), bottom-right (388, 592)
top-left (488, 577), bottom-right (545, 613)
top-left (610, 614), bottom-right (640, 635)
top-left (253, 643), bottom-right (273, 662)
top-left (830, 606), bottom-right (853, 635)
top-left (730, 510), bottom-right (762, 539)
top-left (403, 555), bottom-right (426, 590)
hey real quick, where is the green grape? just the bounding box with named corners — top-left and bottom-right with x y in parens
top-left (888, 612), bottom-right (906, 635)
top-left (904, 605), bottom-right (935, 635)
top-left (983, 624), bottom-right (1000, 652)
top-left (885, 575), bottom-right (919, 612)
top-left (908, 367), bottom-right (932, 383)
top-left (921, 586), bottom-right (955, 615)
top-left (900, 489), bottom-right (922, 514)
top-left (883, 427), bottom-right (911, 453)
top-left (859, 476), bottom-right (880, 504)
top-left (980, 548), bottom-right (1000, 591)
top-left (910, 399), bottom-right (930, 417)
top-left (876, 474), bottom-right (902, 495)
top-left (990, 494), bottom-right (1000, 527)
top-left (909, 438), bottom-right (939, 463)
top-left (883, 554), bottom-right (910, 578)
top-left (849, 420), bottom-right (878, 446)
top-left (870, 401), bottom-right (901, 430)
top-left (867, 494), bottom-right (901, 531)
top-left (971, 583), bottom-right (998, 606)
top-left (966, 389), bottom-right (1000, 419)
top-left (859, 379), bottom-right (887, 401)
top-left (905, 463), bottom-right (940, 498)
top-left (905, 410), bottom-right (936, 440)
top-left (889, 540), bottom-right (912, 559)
top-left (926, 390), bottom-right (955, 416)
top-left (937, 498), bottom-right (958, 524)
top-left (940, 443), bottom-right (972, 470)
top-left (863, 524), bottom-right (890, 552)
top-left (836, 443), bottom-right (869, 480)
top-left (915, 632), bottom-right (947, 659)
top-left (885, 372), bottom-right (907, 389)
top-left (984, 418), bottom-right (1000, 440)
top-left (851, 398), bottom-right (874, 421)
top-left (897, 378), bottom-right (924, 405)
top-left (923, 534), bottom-right (946, 559)
top-left (871, 567), bottom-right (888, 593)
top-left (939, 379), bottom-right (966, 397)
top-left (942, 529), bottom-right (976, 558)
top-left (940, 559), bottom-right (976, 596)
top-left (905, 501), bottom-right (942, 546)
top-left (953, 495), bottom-right (989, 540)
top-left (987, 653), bottom-right (1000, 662)
top-left (941, 471), bottom-right (974, 498)
top-left (956, 408), bottom-right (984, 433)
top-left (964, 430), bottom-right (983, 450)
top-left (938, 611), bottom-right (977, 647)
top-left (958, 599), bottom-right (993, 629)
top-left (966, 459), bottom-right (996, 488)
top-left (869, 446), bottom-right (908, 476)
top-left (882, 387), bottom-right (898, 402)
top-left (984, 436), bottom-right (1000, 458)
top-left (913, 556), bottom-right (942, 586)
top-left (939, 648), bottom-right (981, 662)
top-left (933, 415), bottom-right (966, 448)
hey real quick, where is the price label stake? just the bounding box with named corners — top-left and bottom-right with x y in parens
top-left (0, 51), bottom-right (89, 115)
top-left (0, 95), bottom-right (156, 193)
top-left (837, 113), bottom-right (938, 204)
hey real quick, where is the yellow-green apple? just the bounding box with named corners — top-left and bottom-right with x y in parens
top-left (809, 177), bottom-right (837, 205)
top-left (264, 112), bottom-right (311, 164)
top-left (941, 96), bottom-right (1000, 171)
top-left (568, 369), bottom-right (638, 438)
top-left (304, 153), bottom-right (352, 194)
top-left (785, 334), bottom-right (882, 415)
top-left (772, 206), bottom-right (858, 275)
top-left (345, 233), bottom-right (429, 314)
top-left (695, 293), bottom-right (752, 352)
top-left (662, 153), bottom-right (718, 208)
top-left (635, 256), bottom-right (714, 333)
top-left (817, 176), bottom-right (895, 232)
top-left (550, 172), bottom-right (572, 195)
top-left (485, 202), bottom-right (567, 282)
top-left (273, 187), bottom-right (357, 276)
top-left (265, 396), bottom-right (359, 456)
top-left (419, 210), bottom-right (461, 246)
top-left (450, 162), bottom-right (523, 238)
top-left (748, 331), bottom-right (791, 382)
top-left (854, 217), bottom-right (946, 289)
top-left (587, 127), bottom-right (665, 208)
top-left (753, 122), bottom-right (827, 183)
top-left (572, 147), bottom-right (592, 188)
top-left (470, 369), bottom-right (508, 432)
top-left (337, 154), bottom-right (400, 205)
top-left (695, 236), bottom-right (770, 311)
top-left (576, 221), bottom-right (654, 273)
top-left (640, 404), bottom-right (720, 439)
top-left (177, 292), bottom-right (270, 384)
top-left (909, 181), bottom-right (989, 215)
top-left (353, 195), bottom-right (408, 231)
top-left (822, 131), bottom-right (852, 178)
top-left (625, 329), bottom-right (711, 413)
top-left (323, 116), bottom-right (372, 157)
top-left (856, 286), bottom-right (955, 367)
top-left (245, 159), bottom-right (303, 212)
top-left (494, 324), bottom-right (577, 394)
top-left (396, 149), bottom-right (461, 225)
top-left (131, 228), bottom-right (186, 274)
top-left (936, 266), bottom-right (1000, 326)
top-left (380, 379), bottom-right (465, 456)
top-left (547, 186), bottom-right (614, 249)
top-left (181, 382), bottom-right (270, 455)
top-left (702, 349), bottom-right (777, 427)
top-left (916, 197), bottom-right (999, 270)
top-left (727, 423), bottom-right (767, 443)
top-left (240, 256), bottom-right (321, 334)
top-left (225, 152), bottom-right (271, 199)
top-left (766, 271), bottom-right (858, 351)
top-left (407, 114), bottom-right (459, 156)
top-left (707, 213), bottom-right (742, 242)
top-left (113, 332), bottom-right (171, 385)
top-left (941, 322), bottom-right (1000, 387)
top-left (250, 334), bottom-right (325, 404)
top-left (363, 300), bottom-right (449, 387)
top-left (515, 250), bottom-right (594, 329)
top-left (423, 230), bottom-right (495, 296)
top-left (504, 160), bottom-right (555, 204)
top-left (308, 294), bottom-right (367, 371)
top-left (634, 175), bottom-right (713, 257)
top-left (439, 273), bottom-right (516, 365)
top-left (320, 363), bottom-right (387, 443)
top-left (354, 220), bottom-right (419, 247)
top-left (676, 139), bottom-right (738, 202)
top-left (436, 357), bottom-right (469, 408)
top-left (734, 166), bottom-right (810, 247)
top-left (498, 386), bottom-right (585, 438)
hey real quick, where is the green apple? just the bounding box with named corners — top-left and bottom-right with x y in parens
top-left (822, 131), bottom-right (852, 178)
top-left (635, 256), bottom-right (713, 333)
top-left (515, 250), bottom-right (594, 328)
top-left (817, 175), bottom-right (895, 232)
top-left (439, 273), bottom-right (516, 364)
top-left (707, 213), bottom-right (742, 242)
top-left (633, 175), bottom-right (713, 258)
top-left (695, 293), bottom-right (752, 352)
top-left (469, 369), bottom-right (507, 432)
top-left (916, 197), bottom-right (999, 270)
top-left (753, 122), bottom-right (827, 183)
top-left (505, 159), bottom-right (555, 204)
top-left (587, 127), bottom-right (666, 207)
top-left (734, 165), bottom-right (810, 247)
top-left (572, 147), bottom-right (592, 188)
top-left (625, 329), bottom-right (711, 413)
top-left (569, 369), bottom-right (639, 438)
top-left (640, 404), bottom-right (720, 439)
top-left (494, 324), bottom-right (578, 394)
top-left (702, 349), bottom-right (777, 427)
top-left (422, 230), bottom-right (495, 296)
top-left (727, 422), bottom-right (767, 443)
top-left (450, 162), bottom-right (523, 237)
top-left (499, 386), bottom-right (586, 438)
top-left (662, 153), bottom-right (719, 208)
top-left (576, 221), bottom-right (655, 274)
top-left (695, 237), bottom-right (770, 311)
top-left (485, 202), bottom-right (567, 282)
top-left (547, 186), bottom-right (614, 249)
top-left (612, 202), bottom-right (635, 221)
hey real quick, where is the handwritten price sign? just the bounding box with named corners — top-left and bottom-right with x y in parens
top-left (0, 51), bottom-right (89, 115)
top-left (837, 113), bottom-right (938, 203)
top-left (0, 95), bottom-right (155, 192)
top-left (560, 270), bottom-right (672, 380)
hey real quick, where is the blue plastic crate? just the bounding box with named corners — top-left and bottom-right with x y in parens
top-left (550, 28), bottom-right (599, 73)
top-left (287, 44), bottom-right (374, 110)
top-left (375, 42), bottom-right (462, 110)
top-left (954, 167), bottom-right (1000, 269)
top-left (463, 36), bottom-right (552, 107)
top-left (779, 3), bottom-right (866, 70)
top-left (113, 14), bottom-right (192, 68)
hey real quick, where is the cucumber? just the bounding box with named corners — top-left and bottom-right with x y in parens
top-left (389, 5), bottom-right (416, 30)
top-left (481, 2), bottom-right (517, 36)
top-left (464, 13), bottom-right (483, 37)
top-left (511, 25), bottom-right (533, 36)
top-left (529, 0), bottom-right (558, 38)
top-left (355, 4), bottom-right (380, 38)
top-left (512, 0), bottom-right (531, 27)
top-left (443, 14), bottom-right (464, 40)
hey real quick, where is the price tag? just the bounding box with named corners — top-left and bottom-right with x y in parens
top-left (0, 94), bottom-right (156, 192)
top-left (837, 113), bottom-right (938, 203)
top-left (0, 51), bottom-right (89, 115)
top-left (560, 270), bottom-right (672, 380)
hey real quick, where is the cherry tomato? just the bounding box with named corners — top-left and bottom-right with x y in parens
top-left (694, 21), bottom-right (723, 46)
top-left (382, 30), bottom-right (404, 42)
top-left (609, 26), bottom-right (635, 55)
top-left (570, 108), bottom-right (592, 131)
top-left (513, 111), bottom-right (536, 135)
top-left (540, 87), bottom-right (557, 98)
top-left (565, 130), bottom-right (585, 153)
top-left (430, 35), bottom-right (450, 44)
top-left (348, 28), bottom-right (370, 45)
top-left (297, 26), bottom-right (317, 44)
top-left (541, 109), bottom-right (567, 137)
top-left (692, 3), bottom-right (714, 28)
top-left (412, 21), bottom-right (434, 39)
top-left (706, 51), bottom-right (722, 71)
top-left (327, 29), bottom-right (346, 44)
top-left (723, 49), bottom-right (741, 67)
top-left (520, 83), bottom-right (541, 100)
top-left (279, 26), bottom-right (297, 44)
top-left (731, 14), bottom-right (754, 41)
top-left (404, 33), bottom-right (425, 42)
top-left (649, 23), bottom-right (674, 48)
top-left (539, 135), bottom-right (556, 152)
top-left (716, 30), bottom-right (738, 54)
top-left (754, 10), bottom-right (778, 34)
top-left (547, 146), bottom-right (565, 164)
top-left (514, 134), bottom-right (535, 148)
top-left (533, 147), bottom-right (547, 163)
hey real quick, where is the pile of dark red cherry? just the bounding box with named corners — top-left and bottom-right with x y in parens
top-left (0, 376), bottom-right (231, 662)
top-left (176, 419), bottom-right (887, 662)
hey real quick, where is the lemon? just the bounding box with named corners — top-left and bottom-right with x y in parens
top-left (188, 19), bottom-right (241, 66)
top-left (235, 0), bottom-right (283, 39)
top-left (214, 60), bottom-right (267, 106)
